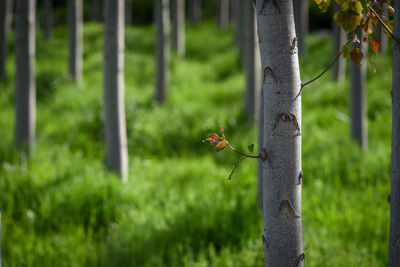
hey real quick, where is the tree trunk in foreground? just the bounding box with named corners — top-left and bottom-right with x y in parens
top-left (293, 0), bottom-right (308, 56)
top-left (43, 0), bottom-right (52, 40)
top-left (350, 27), bottom-right (368, 149)
top-left (172, 0), bottom-right (185, 57)
top-left (68, 0), bottom-right (82, 83)
top-left (0, 0), bottom-right (13, 81)
top-left (155, 0), bottom-right (170, 102)
top-left (389, 1), bottom-right (400, 265)
top-left (218, 0), bottom-right (229, 31)
top-left (332, 2), bottom-right (346, 82)
top-left (15, 0), bottom-right (36, 156)
top-left (256, 0), bottom-right (304, 266)
top-left (104, 0), bottom-right (128, 181)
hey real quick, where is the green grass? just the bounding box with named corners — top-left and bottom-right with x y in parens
top-left (0, 21), bottom-right (393, 266)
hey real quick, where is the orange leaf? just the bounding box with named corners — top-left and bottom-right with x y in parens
top-left (369, 38), bottom-right (380, 54)
top-left (350, 48), bottom-right (363, 67)
top-left (215, 140), bottom-right (227, 152)
top-left (203, 133), bottom-right (221, 144)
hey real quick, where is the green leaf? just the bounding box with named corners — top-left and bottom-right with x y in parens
top-left (248, 144), bottom-right (254, 153)
top-left (334, 9), bottom-right (362, 33)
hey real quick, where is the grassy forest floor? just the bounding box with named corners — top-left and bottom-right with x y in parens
top-left (0, 22), bottom-right (393, 266)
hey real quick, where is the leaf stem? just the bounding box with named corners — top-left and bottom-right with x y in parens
top-left (368, 4), bottom-right (400, 47)
top-left (228, 156), bottom-right (247, 180)
top-left (221, 131), bottom-right (261, 159)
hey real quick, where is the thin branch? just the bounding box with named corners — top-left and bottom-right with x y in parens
top-left (228, 156), bottom-right (247, 180)
top-left (368, 4), bottom-right (400, 46)
top-left (220, 131), bottom-right (261, 159)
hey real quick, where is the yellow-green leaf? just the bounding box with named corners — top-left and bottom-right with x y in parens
top-left (314, 0), bottom-right (331, 13)
top-left (334, 9), bottom-right (362, 33)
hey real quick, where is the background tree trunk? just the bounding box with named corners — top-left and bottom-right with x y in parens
top-left (389, 0), bottom-right (400, 265)
top-left (68, 0), bottom-right (83, 83)
top-left (256, 0), bottom-right (304, 266)
top-left (0, 0), bottom-right (13, 81)
top-left (293, 0), bottom-right (308, 56)
top-left (235, 0), bottom-right (244, 65)
top-left (377, 2), bottom-right (388, 54)
top-left (244, 0), bottom-right (260, 121)
top-left (218, 0), bottom-right (229, 31)
top-left (155, 0), bottom-right (170, 102)
top-left (125, 0), bottom-right (132, 26)
top-left (104, 0), bottom-right (128, 181)
top-left (15, 0), bottom-right (36, 156)
top-left (350, 27), bottom-right (368, 149)
top-left (332, 2), bottom-right (346, 82)
top-left (42, 0), bottom-right (52, 40)
top-left (90, 0), bottom-right (102, 22)
top-left (189, 0), bottom-right (201, 25)
top-left (171, 0), bottom-right (185, 57)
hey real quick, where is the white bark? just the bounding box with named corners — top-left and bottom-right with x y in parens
top-left (293, 0), bottom-right (308, 56)
top-left (155, 0), bottom-right (170, 102)
top-left (172, 0), bottom-right (185, 57)
top-left (125, 0), bottom-right (132, 25)
top-left (389, 1), bottom-right (400, 265)
top-left (104, 0), bottom-right (128, 181)
top-left (15, 0), bottom-right (36, 156)
top-left (218, 0), bottom-right (229, 31)
top-left (0, 0), bottom-right (13, 81)
top-left (256, 0), bottom-right (304, 266)
top-left (350, 27), bottom-right (368, 149)
top-left (43, 0), bottom-right (52, 40)
top-left (68, 0), bottom-right (83, 83)
top-left (332, 2), bottom-right (346, 82)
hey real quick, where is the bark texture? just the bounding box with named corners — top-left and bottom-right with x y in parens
top-left (15, 0), bottom-right (36, 156)
top-left (332, 2), bottom-right (346, 82)
top-left (350, 27), bottom-right (368, 149)
top-left (389, 1), bottom-right (400, 265)
top-left (256, 0), bottom-right (304, 266)
top-left (155, 0), bottom-right (170, 102)
top-left (257, 88), bottom-right (264, 210)
top-left (0, 0), bottom-right (13, 81)
top-left (104, 0), bottom-right (128, 181)
top-left (218, 0), bottom-right (229, 31)
top-left (43, 0), bottom-right (52, 40)
top-left (244, 1), bottom-right (260, 121)
top-left (293, 0), bottom-right (308, 56)
top-left (125, 0), bottom-right (132, 25)
top-left (68, 0), bottom-right (83, 83)
top-left (172, 0), bottom-right (185, 57)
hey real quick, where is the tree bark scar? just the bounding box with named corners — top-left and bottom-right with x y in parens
top-left (263, 66), bottom-right (280, 84)
top-left (393, 234), bottom-right (400, 248)
top-left (294, 253), bottom-right (305, 267)
top-left (272, 112), bottom-right (301, 137)
top-left (283, 37), bottom-right (298, 55)
top-left (259, 0), bottom-right (280, 15)
top-left (262, 233), bottom-right (269, 250)
top-left (276, 200), bottom-right (300, 219)
top-left (298, 170), bottom-right (303, 185)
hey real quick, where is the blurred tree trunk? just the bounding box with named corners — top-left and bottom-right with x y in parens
top-left (171, 0), bottom-right (185, 57)
top-left (332, 2), bottom-right (346, 82)
top-left (15, 0), bottom-right (36, 156)
top-left (377, 2), bottom-right (388, 54)
top-left (68, 0), bottom-right (82, 83)
top-left (350, 27), bottom-right (368, 149)
top-left (235, 0), bottom-right (244, 65)
top-left (244, 0), bottom-right (260, 121)
top-left (5, 0), bottom-right (13, 34)
top-left (218, 0), bottom-right (229, 31)
top-left (155, 0), bottom-right (170, 102)
top-left (125, 0), bottom-right (132, 25)
top-left (104, 0), bottom-right (128, 181)
top-left (256, 0), bottom-right (304, 266)
top-left (293, 0), bottom-right (308, 56)
top-left (90, 0), bottom-right (102, 21)
top-left (190, 0), bottom-right (201, 25)
top-left (389, 0), bottom-right (400, 265)
top-left (229, 0), bottom-right (236, 23)
top-left (42, 0), bottom-right (52, 40)
top-left (0, 0), bottom-right (13, 81)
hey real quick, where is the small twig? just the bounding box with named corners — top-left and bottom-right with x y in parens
top-left (368, 4), bottom-right (400, 46)
top-left (221, 131), bottom-right (261, 159)
top-left (228, 156), bottom-right (247, 180)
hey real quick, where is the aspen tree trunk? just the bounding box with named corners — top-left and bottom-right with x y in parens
top-left (68, 0), bottom-right (82, 83)
top-left (172, 0), bottom-right (185, 57)
top-left (332, 2), bottom-right (346, 82)
top-left (235, 0), bottom-right (245, 65)
top-left (257, 88), bottom-right (264, 210)
top-left (389, 1), bottom-right (400, 265)
top-left (350, 27), bottom-right (367, 149)
top-left (0, 0), bottom-right (12, 81)
top-left (293, 0), bottom-right (308, 56)
top-left (155, 0), bottom-right (170, 102)
top-left (5, 0), bottom-right (13, 35)
top-left (43, 0), bottom-right (52, 40)
top-left (190, 0), bottom-right (201, 25)
top-left (90, 0), bottom-right (102, 21)
top-left (244, 1), bottom-right (260, 121)
top-left (104, 0), bottom-right (128, 181)
top-left (256, 0), bottom-right (304, 266)
top-left (125, 0), bottom-right (132, 26)
top-left (229, 0), bottom-right (236, 23)
top-left (377, 3), bottom-right (388, 54)
top-left (218, 0), bottom-right (229, 31)
top-left (15, 0), bottom-right (36, 156)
